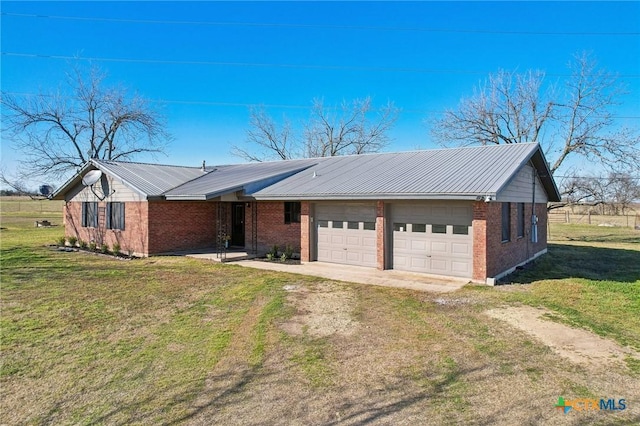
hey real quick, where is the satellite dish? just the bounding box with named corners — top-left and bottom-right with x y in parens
top-left (39, 185), bottom-right (53, 196)
top-left (82, 170), bottom-right (102, 186)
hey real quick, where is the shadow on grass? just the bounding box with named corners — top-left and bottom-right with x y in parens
top-left (506, 243), bottom-right (640, 284)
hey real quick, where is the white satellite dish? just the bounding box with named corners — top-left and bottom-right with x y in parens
top-left (82, 170), bottom-right (103, 186)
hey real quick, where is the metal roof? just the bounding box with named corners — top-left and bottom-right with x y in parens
top-left (52, 143), bottom-right (560, 202)
top-left (163, 158), bottom-right (319, 200)
top-left (93, 160), bottom-right (209, 197)
top-left (251, 143), bottom-right (560, 201)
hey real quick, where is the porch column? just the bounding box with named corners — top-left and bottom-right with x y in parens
top-left (300, 201), bottom-right (310, 262)
top-left (376, 200), bottom-right (386, 270)
top-left (472, 201), bottom-right (488, 282)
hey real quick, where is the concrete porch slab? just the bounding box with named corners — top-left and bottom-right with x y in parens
top-left (232, 260), bottom-right (469, 293)
top-left (181, 249), bottom-right (255, 263)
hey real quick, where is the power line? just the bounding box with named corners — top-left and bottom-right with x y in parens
top-left (3, 52), bottom-right (640, 79)
top-left (3, 12), bottom-right (639, 37)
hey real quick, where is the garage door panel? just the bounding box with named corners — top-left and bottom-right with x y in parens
top-left (330, 235), bottom-right (344, 244)
top-left (346, 235), bottom-right (360, 245)
top-left (410, 257), bottom-right (428, 269)
top-left (451, 261), bottom-right (471, 274)
top-left (430, 259), bottom-right (448, 273)
top-left (451, 242), bottom-right (470, 255)
top-left (430, 241), bottom-right (448, 254)
top-left (362, 236), bottom-right (376, 247)
top-left (410, 239), bottom-right (427, 250)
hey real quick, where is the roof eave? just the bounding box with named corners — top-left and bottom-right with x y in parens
top-left (252, 193), bottom-right (490, 201)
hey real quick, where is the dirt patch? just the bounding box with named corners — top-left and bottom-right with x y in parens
top-left (486, 305), bottom-right (640, 366)
top-left (280, 282), bottom-right (359, 338)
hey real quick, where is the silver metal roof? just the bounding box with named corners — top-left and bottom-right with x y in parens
top-left (251, 143), bottom-right (560, 201)
top-left (94, 160), bottom-right (208, 197)
top-left (163, 158), bottom-right (319, 200)
top-left (52, 143), bottom-right (560, 202)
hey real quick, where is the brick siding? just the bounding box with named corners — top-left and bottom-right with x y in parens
top-left (64, 201), bottom-right (149, 256)
top-left (474, 201), bottom-right (548, 281)
top-left (147, 201), bottom-right (217, 254)
top-left (249, 201), bottom-right (302, 256)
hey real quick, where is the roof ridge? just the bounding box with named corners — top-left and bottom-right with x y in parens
top-left (93, 158), bottom-right (204, 170)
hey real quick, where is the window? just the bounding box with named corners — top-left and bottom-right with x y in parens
top-left (332, 221), bottom-right (344, 229)
top-left (347, 221), bottom-right (359, 230)
top-left (81, 202), bottom-right (98, 228)
top-left (363, 222), bottom-right (376, 231)
top-left (517, 203), bottom-right (525, 238)
top-left (284, 202), bottom-right (301, 224)
top-left (412, 223), bottom-right (427, 233)
top-left (453, 225), bottom-right (469, 235)
top-left (318, 220), bottom-right (328, 228)
top-left (431, 224), bottom-right (447, 234)
top-left (107, 202), bottom-right (125, 230)
top-left (393, 223), bottom-right (407, 232)
top-left (502, 202), bottom-right (511, 242)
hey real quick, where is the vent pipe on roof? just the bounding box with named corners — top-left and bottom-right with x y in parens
top-left (201, 161), bottom-right (206, 172)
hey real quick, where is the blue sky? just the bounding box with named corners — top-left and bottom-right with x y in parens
top-left (1, 1), bottom-right (639, 188)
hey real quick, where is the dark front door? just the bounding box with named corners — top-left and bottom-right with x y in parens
top-left (231, 203), bottom-right (245, 247)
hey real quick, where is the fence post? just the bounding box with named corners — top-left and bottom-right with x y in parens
top-left (588, 211), bottom-right (591, 225)
top-left (566, 210), bottom-right (570, 224)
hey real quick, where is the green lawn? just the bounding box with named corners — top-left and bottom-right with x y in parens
top-left (2, 199), bottom-right (639, 424)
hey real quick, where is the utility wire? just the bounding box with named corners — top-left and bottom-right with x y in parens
top-left (3, 12), bottom-right (639, 36)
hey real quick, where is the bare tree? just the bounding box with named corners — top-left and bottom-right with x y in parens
top-left (232, 96), bottom-right (399, 161)
top-left (1, 65), bottom-right (170, 181)
top-left (430, 52), bottom-right (640, 178)
top-left (304, 97), bottom-right (399, 157)
top-left (231, 107), bottom-right (296, 162)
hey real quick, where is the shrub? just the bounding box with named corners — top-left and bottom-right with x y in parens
top-left (266, 253), bottom-right (274, 261)
top-left (284, 244), bottom-right (294, 260)
top-left (268, 244), bottom-right (279, 258)
top-left (100, 244), bottom-right (109, 254)
top-left (112, 243), bottom-right (121, 255)
top-left (57, 236), bottom-right (66, 247)
top-left (89, 242), bottom-right (97, 251)
top-left (280, 253), bottom-right (287, 262)
top-left (68, 236), bottom-right (78, 247)
top-left (78, 239), bottom-right (88, 249)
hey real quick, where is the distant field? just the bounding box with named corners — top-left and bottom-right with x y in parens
top-left (0, 196), bottom-right (64, 228)
top-left (1, 200), bottom-right (639, 425)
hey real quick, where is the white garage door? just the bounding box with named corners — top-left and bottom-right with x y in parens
top-left (392, 202), bottom-right (473, 278)
top-left (316, 203), bottom-right (377, 267)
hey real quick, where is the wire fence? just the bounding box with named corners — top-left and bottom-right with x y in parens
top-left (548, 211), bottom-right (640, 229)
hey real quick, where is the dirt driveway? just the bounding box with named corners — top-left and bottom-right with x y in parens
top-left (186, 280), bottom-right (640, 425)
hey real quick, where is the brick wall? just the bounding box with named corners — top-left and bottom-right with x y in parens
top-left (147, 201), bottom-right (217, 254)
top-left (250, 201), bottom-right (302, 256)
top-left (64, 201), bottom-right (149, 256)
top-left (474, 201), bottom-right (548, 281)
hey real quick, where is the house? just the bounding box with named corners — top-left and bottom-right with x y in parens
top-left (52, 143), bottom-right (561, 284)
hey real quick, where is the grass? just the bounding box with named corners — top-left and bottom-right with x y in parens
top-left (2, 199), bottom-right (640, 424)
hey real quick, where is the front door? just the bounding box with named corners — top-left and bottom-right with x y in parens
top-left (231, 203), bottom-right (245, 247)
